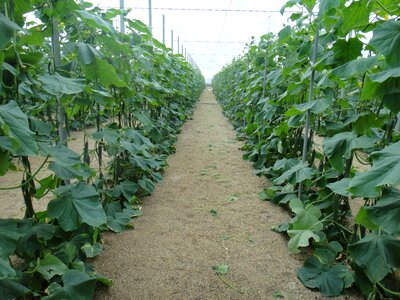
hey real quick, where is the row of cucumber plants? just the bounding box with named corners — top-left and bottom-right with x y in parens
top-left (0, 0), bottom-right (204, 298)
top-left (213, 0), bottom-right (400, 298)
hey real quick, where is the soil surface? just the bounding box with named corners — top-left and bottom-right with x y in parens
top-left (93, 89), bottom-right (352, 299)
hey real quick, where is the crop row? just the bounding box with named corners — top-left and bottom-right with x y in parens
top-left (0, 0), bottom-right (204, 298)
top-left (213, 1), bottom-right (400, 298)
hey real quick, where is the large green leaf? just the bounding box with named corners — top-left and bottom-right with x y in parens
top-left (111, 181), bottom-right (139, 200)
top-left (290, 198), bottom-right (322, 229)
top-left (339, 1), bottom-right (370, 35)
top-left (76, 42), bottom-right (101, 65)
top-left (297, 256), bottom-right (350, 296)
top-left (382, 92), bottom-right (400, 114)
top-left (323, 132), bottom-right (375, 173)
top-left (348, 232), bottom-right (400, 283)
top-left (327, 178), bottom-right (351, 197)
top-left (0, 219), bottom-right (22, 260)
top-left (43, 270), bottom-right (96, 300)
top-left (35, 253), bottom-right (69, 281)
top-left (0, 13), bottom-right (23, 49)
top-left (0, 258), bottom-right (17, 280)
top-left (354, 207), bottom-right (379, 232)
top-left (81, 242), bottom-right (103, 258)
top-left (369, 67), bottom-right (400, 83)
top-left (105, 202), bottom-right (143, 233)
top-left (273, 162), bottom-right (315, 185)
top-left (332, 38), bottom-right (363, 65)
top-left (82, 59), bottom-right (126, 88)
top-left (332, 56), bottom-right (377, 79)
top-left (348, 141), bottom-right (400, 197)
top-left (16, 220), bottom-right (55, 257)
top-left (287, 199), bottom-right (324, 253)
top-left (75, 10), bottom-right (116, 34)
top-left (48, 183), bottom-right (107, 231)
top-left (0, 101), bottom-right (39, 156)
top-left (369, 20), bottom-right (400, 68)
top-left (319, 0), bottom-right (343, 19)
top-left (39, 143), bottom-right (81, 166)
top-left (127, 19), bottom-right (152, 35)
top-left (0, 279), bottom-right (31, 300)
top-left (38, 74), bottom-right (85, 96)
top-left (48, 162), bottom-right (93, 181)
top-left (364, 188), bottom-right (400, 235)
top-left (288, 230), bottom-right (323, 254)
top-left (285, 98), bottom-right (332, 116)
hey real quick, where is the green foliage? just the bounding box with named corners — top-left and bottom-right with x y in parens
top-left (298, 242), bottom-right (353, 297)
top-left (369, 20), bottom-right (400, 68)
top-left (213, 1), bottom-right (400, 297)
top-left (0, 0), bottom-right (204, 298)
top-left (348, 232), bottom-right (400, 283)
top-left (48, 183), bottom-right (107, 231)
top-left (212, 264), bottom-right (229, 275)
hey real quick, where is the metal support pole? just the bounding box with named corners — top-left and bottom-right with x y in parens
top-left (162, 14), bottom-right (165, 44)
top-left (148, 0), bottom-right (152, 33)
top-left (171, 30), bottom-right (174, 52)
top-left (177, 36), bottom-right (180, 54)
top-left (119, 0), bottom-right (125, 33)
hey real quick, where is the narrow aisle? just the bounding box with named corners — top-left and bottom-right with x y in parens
top-left (94, 89), bottom-right (319, 299)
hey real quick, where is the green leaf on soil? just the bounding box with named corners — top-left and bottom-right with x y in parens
top-left (212, 264), bottom-right (229, 275)
top-left (210, 209), bottom-right (218, 217)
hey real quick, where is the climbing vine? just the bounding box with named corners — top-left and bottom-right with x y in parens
top-left (213, 0), bottom-right (400, 298)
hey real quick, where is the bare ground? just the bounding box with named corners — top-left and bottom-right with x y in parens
top-left (93, 89), bottom-right (356, 299)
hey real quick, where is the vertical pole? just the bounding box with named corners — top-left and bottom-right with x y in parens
top-left (177, 36), bottom-right (180, 54)
top-left (298, 26), bottom-right (320, 198)
top-left (181, 45), bottom-right (183, 56)
top-left (185, 48), bottom-right (187, 60)
top-left (171, 30), bottom-right (174, 52)
top-left (50, 1), bottom-right (67, 146)
top-left (262, 42), bottom-right (269, 99)
top-left (120, 0), bottom-right (125, 33)
top-left (148, 0), bottom-right (152, 33)
top-left (162, 14), bottom-right (165, 44)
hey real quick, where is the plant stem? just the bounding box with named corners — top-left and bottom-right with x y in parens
top-left (377, 281), bottom-right (400, 297)
top-left (217, 274), bottom-right (244, 294)
top-left (0, 156), bottom-right (49, 191)
top-left (21, 157), bottom-right (35, 218)
top-left (298, 26), bottom-right (319, 198)
top-left (262, 42), bottom-right (269, 99)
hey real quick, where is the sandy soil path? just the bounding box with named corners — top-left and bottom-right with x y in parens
top-left (93, 89), bottom-right (326, 299)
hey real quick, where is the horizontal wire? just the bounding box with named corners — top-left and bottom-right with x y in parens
top-left (183, 40), bottom-right (246, 44)
top-left (99, 6), bottom-right (298, 13)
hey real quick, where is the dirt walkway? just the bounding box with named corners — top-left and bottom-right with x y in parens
top-left (93, 89), bottom-right (324, 299)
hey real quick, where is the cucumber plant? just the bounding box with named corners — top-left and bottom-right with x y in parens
top-left (213, 0), bottom-right (400, 298)
top-left (0, 0), bottom-right (204, 298)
